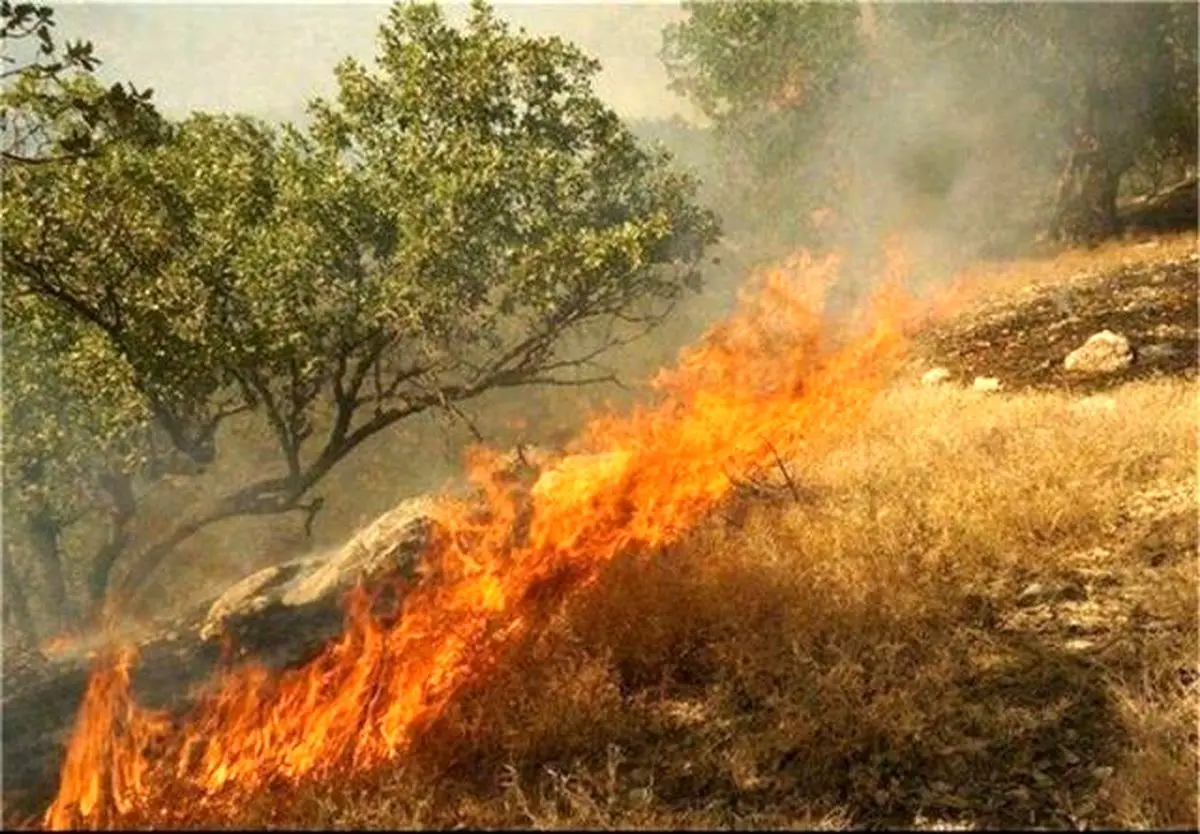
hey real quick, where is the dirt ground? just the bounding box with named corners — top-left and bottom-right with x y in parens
top-left (913, 238), bottom-right (1197, 392)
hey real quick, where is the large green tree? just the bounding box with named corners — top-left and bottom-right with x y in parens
top-left (2, 0), bottom-right (719, 633)
top-left (2, 0), bottom-right (162, 639)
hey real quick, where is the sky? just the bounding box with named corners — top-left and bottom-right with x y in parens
top-left (49, 1), bottom-right (699, 125)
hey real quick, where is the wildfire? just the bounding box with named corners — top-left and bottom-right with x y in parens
top-left (43, 247), bottom-right (932, 829)
top-left (43, 648), bottom-right (171, 830)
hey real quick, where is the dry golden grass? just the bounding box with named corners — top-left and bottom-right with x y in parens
top-left (201, 376), bottom-right (1196, 830)
top-left (952, 229), bottom-right (1197, 306)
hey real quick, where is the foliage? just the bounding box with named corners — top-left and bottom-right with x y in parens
top-left (0, 0), bottom-right (159, 164)
top-left (1, 0), bottom-right (719, 627)
top-left (661, 1), bottom-right (863, 253)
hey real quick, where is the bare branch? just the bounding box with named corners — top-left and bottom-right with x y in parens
top-left (759, 436), bottom-right (802, 504)
top-left (1, 147), bottom-right (98, 165)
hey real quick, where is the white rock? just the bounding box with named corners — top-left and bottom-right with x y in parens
top-left (280, 495), bottom-right (435, 607)
top-left (921, 367), bottom-right (952, 387)
top-left (1064, 330), bottom-right (1133, 374)
top-left (972, 376), bottom-right (1003, 393)
top-left (1138, 342), bottom-right (1178, 362)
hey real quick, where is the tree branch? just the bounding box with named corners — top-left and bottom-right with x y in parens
top-left (86, 470), bottom-right (138, 612)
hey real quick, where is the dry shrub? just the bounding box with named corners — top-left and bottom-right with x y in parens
top-left (222, 378), bottom-right (1196, 829)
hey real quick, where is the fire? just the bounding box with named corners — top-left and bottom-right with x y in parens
top-left (43, 648), bottom-right (171, 830)
top-left (43, 248), bottom-right (931, 829)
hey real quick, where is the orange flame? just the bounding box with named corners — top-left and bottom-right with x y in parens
top-left (43, 648), bottom-right (171, 830)
top-left (43, 247), bottom-right (931, 829)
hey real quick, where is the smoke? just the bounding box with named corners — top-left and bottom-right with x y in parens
top-left (490, 3), bottom-right (1165, 453)
top-left (788, 11), bottom-right (1060, 316)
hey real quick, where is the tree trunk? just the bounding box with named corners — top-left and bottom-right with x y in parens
top-left (2, 539), bottom-right (39, 643)
top-left (26, 506), bottom-right (79, 636)
top-left (86, 471), bottom-right (138, 623)
top-left (1051, 74), bottom-right (1140, 246)
top-left (1052, 147), bottom-right (1125, 245)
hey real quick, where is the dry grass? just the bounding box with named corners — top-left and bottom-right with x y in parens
top-left (202, 376), bottom-right (1197, 830)
top-left (957, 230), bottom-right (1197, 297)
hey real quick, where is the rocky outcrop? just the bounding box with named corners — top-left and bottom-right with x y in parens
top-left (1063, 330), bottom-right (1134, 374)
top-left (200, 495), bottom-right (438, 644)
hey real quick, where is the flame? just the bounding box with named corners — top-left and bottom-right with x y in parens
top-left (43, 247), bottom-right (932, 829)
top-left (43, 648), bottom-right (171, 830)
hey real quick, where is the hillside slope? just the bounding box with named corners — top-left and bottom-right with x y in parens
top-left (4, 235), bottom-right (1196, 830)
top-left (241, 236), bottom-right (1197, 831)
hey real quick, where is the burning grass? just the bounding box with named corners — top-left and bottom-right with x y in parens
top-left (41, 249), bottom-right (923, 829)
top-left (216, 379), bottom-right (1196, 830)
top-left (33, 242), bottom-right (1198, 830)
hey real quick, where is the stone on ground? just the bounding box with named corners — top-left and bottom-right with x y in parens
top-left (1063, 330), bottom-right (1134, 374)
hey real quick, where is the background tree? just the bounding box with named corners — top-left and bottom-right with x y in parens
top-left (891, 2), bottom-right (1199, 243)
top-left (661, 0), bottom-right (864, 256)
top-left (2, 0), bottom-right (719, 634)
top-left (661, 1), bottom-right (1198, 251)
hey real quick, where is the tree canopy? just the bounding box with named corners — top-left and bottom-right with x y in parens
top-left (1, 0), bottom-right (158, 163)
top-left (2, 0), bottom-right (719, 635)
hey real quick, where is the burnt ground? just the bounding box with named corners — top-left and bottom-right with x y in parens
top-left (912, 248), bottom-right (1198, 393)
top-left (2, 239), bottom-right (1197, 828)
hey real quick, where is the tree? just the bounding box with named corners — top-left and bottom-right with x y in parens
top-left (661, 1), bottom-right (865, 254)
top-left (2, 0), bottom-right (719, 631)
top-left (1040, 3), bottom-right (1197, 241)
top-left (890, 3), bottom-right (1198, 243)
top-left (662, 1), bottom-right (1198, 250)
top-left (1, 1), bottom-right (161, 641)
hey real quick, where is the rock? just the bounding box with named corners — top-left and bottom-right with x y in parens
top-left (200, 558), bottom-right (321, 642)
top-left (281, 495), bottom-right (436, 607)
top-left (972, 376), bottom-right (1003, 393)
top-left (921, 367), bottom-right (952, 387)
top-left (1063, 330), bottom-right (1133, 374)
top-left (200, 494), bottom-right (438, 642)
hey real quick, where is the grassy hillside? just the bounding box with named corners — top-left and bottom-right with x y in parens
top-left (127, 235), bottom-right (1197, 830)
